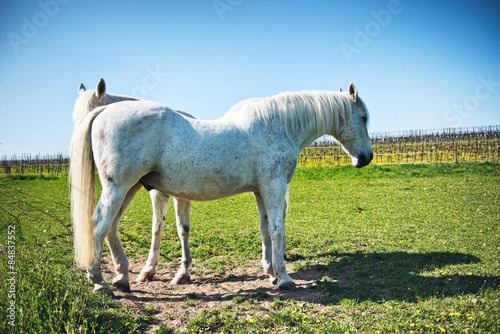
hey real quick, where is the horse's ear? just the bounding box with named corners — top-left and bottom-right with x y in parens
top-left (348, 83), bottom-right (358, 103)
top-left (339, 86), bottom-right (343, 92)
top-left (96, 78), bottom-right (106, 98)
top-left (78, 83), bottom-right (86, 95)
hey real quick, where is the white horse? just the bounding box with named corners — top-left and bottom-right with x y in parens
top-left (70, 83), bottom-right (373, 294)
top-left (72, 78), bottom-right (195, 286)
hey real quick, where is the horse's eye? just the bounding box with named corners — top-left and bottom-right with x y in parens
top-left (361, 116), bottom-right (368, 123)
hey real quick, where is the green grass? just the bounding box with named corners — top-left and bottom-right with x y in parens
top-left (0, 177), bottom-right (153, 333)
top-left (0, 162), bottom-right (499, 333)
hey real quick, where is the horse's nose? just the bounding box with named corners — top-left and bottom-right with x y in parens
top-left (355, 151), bottom-right (373, 168)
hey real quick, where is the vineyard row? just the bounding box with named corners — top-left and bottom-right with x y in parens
top-left (300, 125), bottom-right (500, 167)
top-left (1, 126), bottom-right (499, 175)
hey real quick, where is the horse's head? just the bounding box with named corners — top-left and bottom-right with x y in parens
top-left (73, 78), bottom-right (111, 124)
top-left (335, 83), bottom-right (373, 168)
top-left (73, 78), bottom-right (138, 124)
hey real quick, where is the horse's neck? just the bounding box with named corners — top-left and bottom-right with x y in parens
top-left (108, 94), bottom-right (138, 104)
top-left (289, 108), bottom-right (330, 153)
top-left (291, 127), bottom-right (320, 153)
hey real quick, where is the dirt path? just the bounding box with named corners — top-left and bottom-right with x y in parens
top-left (101, 256), bottom-right (334, 333)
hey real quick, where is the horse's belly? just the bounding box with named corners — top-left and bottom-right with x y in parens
top-left (140, 170), bottom-right (257, 201)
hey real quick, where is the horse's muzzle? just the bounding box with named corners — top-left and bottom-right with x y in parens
top-left (354, 152), bottom-right (373, 168)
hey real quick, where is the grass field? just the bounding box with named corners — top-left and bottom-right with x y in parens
top-left (0, 163), bottom-right (499, 333)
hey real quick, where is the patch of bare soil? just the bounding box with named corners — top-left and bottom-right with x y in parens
top-left (100, 256), bottom-right (343, 333)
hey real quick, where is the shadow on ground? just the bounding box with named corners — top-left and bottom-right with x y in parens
top-left (113, 251), bottom-right (498, 306)
top-left (288, 251), bottom-right (498, 304)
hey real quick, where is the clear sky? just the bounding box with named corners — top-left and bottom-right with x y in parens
top-left (1, 0), bottom-right (499, 156)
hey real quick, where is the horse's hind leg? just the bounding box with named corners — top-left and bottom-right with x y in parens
top-left (87, 186), bottom-right (129, 295)
top-left (171, 198), bottom-right (192, 284)
top-left (137, 190), bottom-right (170, 282)
top-left (105, 182), bottom-right (142, 292)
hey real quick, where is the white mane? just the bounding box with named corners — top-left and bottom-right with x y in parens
top-left (73, 89), bottom-right (139, 124)
top-left (226, 91), bottom-right (352, 136)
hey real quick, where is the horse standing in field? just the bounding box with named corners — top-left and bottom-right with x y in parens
top-left (70, 82), bottom-right (373, 294)
top-left (73, 78), bottom-right (195, 285)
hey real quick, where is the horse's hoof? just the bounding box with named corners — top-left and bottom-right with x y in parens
top-left (277, 279), bottom-right (296, 290)
top-left (170, 273), bottom-right (190, 285)
top-left (113, 281), bottom-right (131, 292)
top-left (269, 275), bottom-right (278, 285)
top-left (136, 271), bottom-right (155, 282)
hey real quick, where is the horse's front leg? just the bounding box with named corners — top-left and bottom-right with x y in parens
top-left (137, 190), bottom-right (170, 282)
top-left (255, 189), bottom-right (289, 285)
top-left (260, 180), bottom-right (295, 290)
top-left (283, 185), bottom-right (289, 260)
top-left (254, 193), bottom-right (277, 285)
top-left (171, 198), bottom-right (192, 284)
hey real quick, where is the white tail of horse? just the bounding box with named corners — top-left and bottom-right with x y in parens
top-left (69, 106), bottom-right (106, 267)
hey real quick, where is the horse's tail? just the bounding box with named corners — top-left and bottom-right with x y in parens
top-left (69, 106), bottom-right (106, 268)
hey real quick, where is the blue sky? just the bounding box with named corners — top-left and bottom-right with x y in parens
top-left (1, 0), bottom-right (499, 156)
